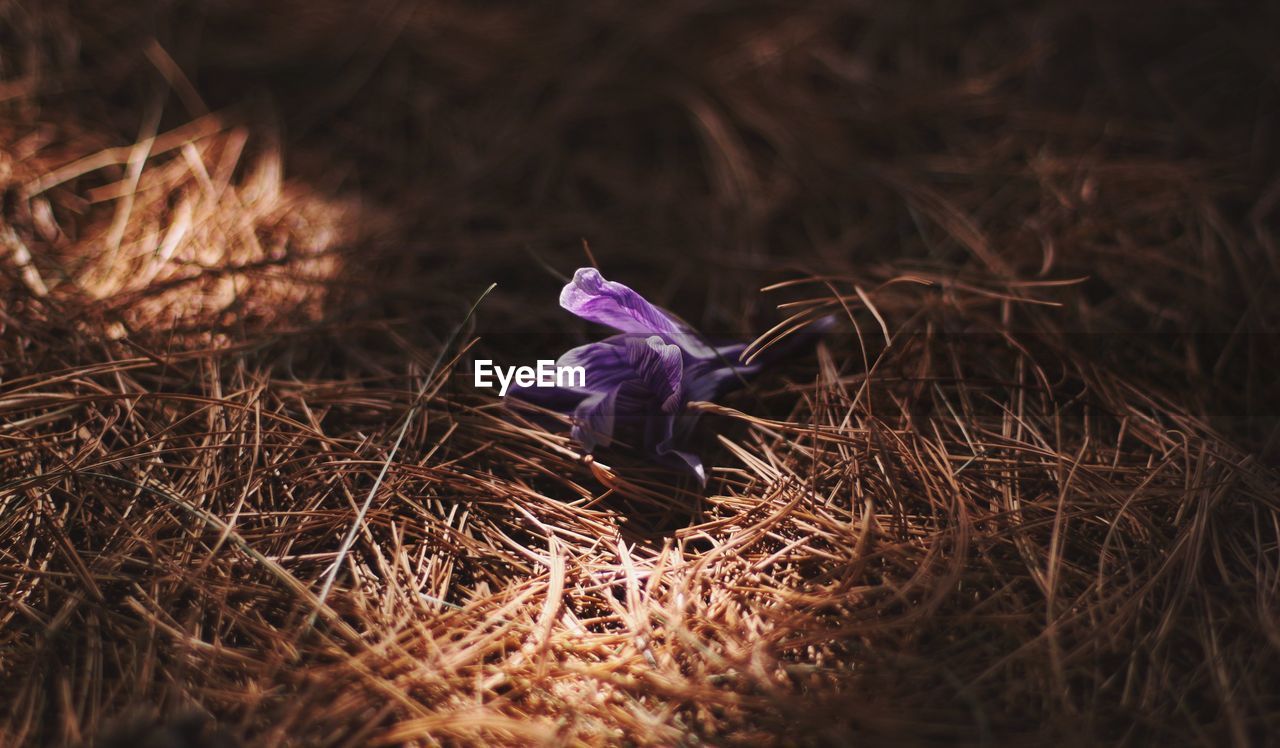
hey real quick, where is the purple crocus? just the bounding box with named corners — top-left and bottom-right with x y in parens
top-left (509, 267), bottom-right (807, 483)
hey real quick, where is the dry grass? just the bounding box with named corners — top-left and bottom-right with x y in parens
top-left (1, 1), bottom-right (1278, 745)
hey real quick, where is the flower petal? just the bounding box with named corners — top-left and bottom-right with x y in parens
top-left (570, 389), bottom-right (618, 450)
top-left (507, 337), bottom-right (629, 405)
top-left (660, 445), bottom-right (707, 484)
top-left (561, 268), bottom-right (685, 335)
top-left (570, 336), bottom-right (685, 450)
top-left (503, 381), bottom-right (589, 412)
top-left (684, 342), bottom-right (761, 402)
top-left (555, 338), bottom-right (633, 391)
top-left (646, 410), bottom-right (707, 484)
top-left (625, 335), bottom-right (684, 414)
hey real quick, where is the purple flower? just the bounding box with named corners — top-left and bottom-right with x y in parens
top-left (509, 267), bottom-right (780, 484)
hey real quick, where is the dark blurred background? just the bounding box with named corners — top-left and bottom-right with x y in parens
top-left (11, 0), bottom-right (1274, 449)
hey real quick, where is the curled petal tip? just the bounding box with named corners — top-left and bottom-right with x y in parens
top-left (559, 266), bottom-right (687, 337)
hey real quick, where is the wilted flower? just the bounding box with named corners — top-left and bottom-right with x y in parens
top-left (510, 267), bottom-right (819, 483)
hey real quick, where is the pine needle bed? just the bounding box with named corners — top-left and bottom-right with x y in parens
top-left (1, 1), bottom-right (1277, 745)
